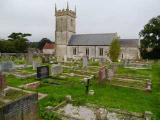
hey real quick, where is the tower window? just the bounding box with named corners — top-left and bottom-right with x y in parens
top-left (73, 47), bottom-right (77, 55)
top-left (86, 48), bottom-right (89, 56)
top-left (71, 19), bottom-right (73, 27)
top-left (99, 48), bottom-right (103, 56)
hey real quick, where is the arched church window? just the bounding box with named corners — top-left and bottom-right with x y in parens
top-left (99, 48), bottom-right (103, 56)
top-left (73, 47), bottom-right (77, 55)
top-left (86, 48), bottom-right (89, 56)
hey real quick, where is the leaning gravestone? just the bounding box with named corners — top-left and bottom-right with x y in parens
top-left (32, 61), bottom-right (40, 70)
top-left (51, 64), bottom-right (63, 76)
top-left (0, 73), bottom-right (7, 96)
top-left (0, 61), bottom-right (14, 72)
top-left (37, 66), bottom-right (49, 79)
top-left (83, 56), bottom-right (88, 68)
top-left (98, 66), bottom-right (106, 83)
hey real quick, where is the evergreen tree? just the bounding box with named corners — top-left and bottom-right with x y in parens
top-left (109, 37), bottom-right (121, 62)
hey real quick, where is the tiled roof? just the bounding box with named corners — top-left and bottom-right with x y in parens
top-left (68, 33), bottom-right (138, 47)
top-left (43, 43), bottom-right (55, 49)
top-left (68, 33), bottom-right (117, 46)
top-left (120, 39), bottom-right (139, 47)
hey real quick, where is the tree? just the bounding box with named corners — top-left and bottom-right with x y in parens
top-left (109, 37), bottom-right (121, 62)
top-left (9, 32), bottom-right (31, 53)
top-left (0, 32), bottom-right (31, 53)
top-left (139, 15), bottom-right (160, 59)
top-left (38, 38), bottom-right (52, 50)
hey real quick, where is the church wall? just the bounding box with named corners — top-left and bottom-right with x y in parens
top-left (67, 46), bottom-right (111, 59)
top-left (67, 46), bottom-right (139, 60)
top-left (120, 47), bottom-right (139, 60)
top-left (95, 46), bottom-right (110, 58)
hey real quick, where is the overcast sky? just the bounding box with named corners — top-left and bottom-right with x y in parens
top-left (0, 0), bottom-right (160, 42)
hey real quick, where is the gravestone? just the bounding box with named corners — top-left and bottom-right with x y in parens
top-left (0, 61), bottom-right (14, 72)
top-left (51, 64), bottom-right (63, 76)
top-left (32, 61), bottom-right (40, 70)
top-left (64, 55), bottom-right (67, 62)
top-left (43, 56), bottom-right (49, 63)
top-left (57, 57), bottom-right (63, 62)
top-left (0, 73), bottom-right (6, 96)
top-left (37, 66), bottom-right (49, 79)
top-left (106, 69), bottom-right (114, 80)
top-left (83, 56), bottom-right (88, 68)
top-left (146, 80), bottom-right (152, 91)
top-left (98, 66), bottom-right (106, 83)
top-left (27, 48), bottom-right (33, 64)
top-left (99, 58), bottom-right (105, 65)
top-left (83, 77), bottom-right (91, 95)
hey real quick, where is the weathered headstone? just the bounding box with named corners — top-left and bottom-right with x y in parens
top-left (98, 66), bottom-right (106, 83)
top-left (0, 61), bottom-right (14, 72)
top-left (99, 58), bottom-right (105, 65)
top-left (88, 89), bottom-right (94, 96)
top-left (145, 111), bottom-right (152, 120)
top-left (0, 73), bottom-right (6, 96)
top-left (106, 69), bottom-right (115, 80)
top-left (27, 48), bottom-right (33, 64)
top-left (57, 57), bottom-right (63, 63)
top-left (32, 61), bottom-right (40, 70)
top-left (37, 66), bottom-right (49, 79)
top-left (64, 55), bottom-right (67, 62)
top-left (83, 56), bottom-right (88, 68)
top-left (146, 80), bottom-right (152, 91)
top-left (51, 64), bottom-right (63, 76)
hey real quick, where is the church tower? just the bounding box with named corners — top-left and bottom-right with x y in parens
top-left (55, 3), bottom-right (76, 58)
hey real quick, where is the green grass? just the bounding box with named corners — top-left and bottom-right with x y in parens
top-left (6, 62), bottom-right (160, 119)
top-left (6, 74), bottom-right (37, 87)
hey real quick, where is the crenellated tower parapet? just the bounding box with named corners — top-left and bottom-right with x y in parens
top-left (55, 3), bottom-right (76, 18)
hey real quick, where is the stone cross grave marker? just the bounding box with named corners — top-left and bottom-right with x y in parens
top-left (98, 66), bottom-right (106, 83)
top-left (83, 77), bottom-right (91, 95)
top-left (83, 56), bottom-right (88, 68)
top-left (51, 64), bottom-right (63, 76)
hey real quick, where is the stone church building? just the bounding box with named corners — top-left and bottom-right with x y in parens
top-left (55, 4), bottom-right (140, 60)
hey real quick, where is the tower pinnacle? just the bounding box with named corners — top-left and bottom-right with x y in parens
top-left (67, 2), bottom-right (69, 10)
top-left (55, 3), bottom-right (57, 12)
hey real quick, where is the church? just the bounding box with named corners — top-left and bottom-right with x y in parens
top-left (55, 4), bottom-right (140, 60)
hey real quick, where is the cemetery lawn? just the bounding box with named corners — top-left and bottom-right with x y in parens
top-left (6, 63), bottom-right (160, 119)
top-left (6, 74), bottom-right (37, 87)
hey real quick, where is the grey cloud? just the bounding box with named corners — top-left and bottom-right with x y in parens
top-left (0, 0), bottom-right (160, 41)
